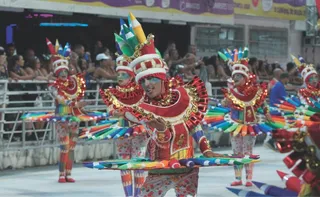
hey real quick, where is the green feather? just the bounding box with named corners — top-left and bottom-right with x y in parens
top-left (243, 46), bottom-right (249, 58)
top-left (123, 25), bottom-right (139, 50)
top-left (114, 33), bottom-right (134, 57)
top-left (218, 51), bottom-right (228, 62)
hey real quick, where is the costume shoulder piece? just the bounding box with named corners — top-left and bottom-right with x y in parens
top-left (100, 82), bottom-right (144, 110)
top-left (298, 87), bottom-right (320, 106)
top-left (50, 73), bottom-right (86, 101)
top-left (222, 79), bottom-right (268, 111)
top-left (218, 47), bottom-right (268, 110)
top-left (128, 76), bottom-right (208, 130)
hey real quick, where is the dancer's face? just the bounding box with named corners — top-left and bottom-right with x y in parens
top-left (117, 71), bottom-right (132, 86)
top-left (233, 73), bottom-right (246, 87)
top-left (308, 74), bottom-right (319, 88)
top-left (140, 77), bottom-right (163, 99)
top-left (57, 69), bottom-right (69, 80)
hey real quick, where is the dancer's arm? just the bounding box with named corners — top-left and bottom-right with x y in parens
top-left (145, 117), bottom-right (171, 143)
top-left (192, 125), bottom-right (225, 158)
top-left (49, 86), bottom-right (87, 108)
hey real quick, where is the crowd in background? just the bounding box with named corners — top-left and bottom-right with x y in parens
top-left (1, 40), bottom-right (320, 86)
top-left (1, 40), bottom-right (320, 141)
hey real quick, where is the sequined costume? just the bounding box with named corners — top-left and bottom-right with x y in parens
top-left (270, 55), bottom-right (320, 152)
top-left (119, 13), bottom-right (222, 197)
top-left (206, 48), bottom-right (277, 187)
top-left (21, 38), bottom-right (107, 183)
top-left (101, 54), bottom-right (147, 197)
top-left (81, 13), bottom-right (258, 197)
top-left (268, 55), bottom-right (320, 197)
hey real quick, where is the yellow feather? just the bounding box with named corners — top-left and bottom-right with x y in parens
top-left (55, 39), bottom-right (60, 53)
top-left (290, 54), bottom-right (301, 67)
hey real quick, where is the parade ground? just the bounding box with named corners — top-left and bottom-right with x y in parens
top-left (0, 146), bottom-right (289, 197)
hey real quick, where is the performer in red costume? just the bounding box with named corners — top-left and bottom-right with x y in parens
top-left (217, 48), bottom-right (272, 187)
top-left (292, 55), bottom-right (320, 110)
top-left (100, 55), bottom-right (147, 197)
top-left (270, 55), bottom-right (320, 196)
top-left (22, 38), bottom-right (108, 183)
top-left (47, 38), bottom-right (93, 183)
top-left (273, 55), bottom-right (320, 153)
top-left (118, 12), bottom-right (225, 197)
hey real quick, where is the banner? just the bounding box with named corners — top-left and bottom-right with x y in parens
top-left (49, 0), bottom-right (234, 16)
top-left (234, 0), bottom-right (306, 20)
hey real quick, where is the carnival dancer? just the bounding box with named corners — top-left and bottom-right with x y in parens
top-left (213, 48), bottom-right (274, 187)
top-left (22, 38), bottom-right (108, 183)
top-left (270, 55), bottom-right (320, 153)
top-left (264, 55), bottom-right (320, 196)
top-left (83, 17), bottom-right (218, 196)
top-left (100, 54), bottom-right (147, 197)
top-left (289, 55), bottom-right (320, 110)
top-left (81, 13), bottom-right (259, 196)
top-left (112, 12), bottom-right (226, 197)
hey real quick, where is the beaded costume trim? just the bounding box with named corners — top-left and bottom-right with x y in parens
top-left (50, 73), bottom-right (86, 101)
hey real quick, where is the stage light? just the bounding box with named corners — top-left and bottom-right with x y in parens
top-left (39, 23), bottom-right (88, 27)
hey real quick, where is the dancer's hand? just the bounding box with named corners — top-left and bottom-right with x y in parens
top-left (204, 151), bottom-right (225, 158)
top-left (265, 113), bottom-right (273, 122)
top-left (221, 98), bottom-right (229, 107)
top-left (113, 110), bottom-right (124, 117)
top-left (146, 117), bottom-right (167, 131)
top-left (76, 101), bottom-right (88, 108)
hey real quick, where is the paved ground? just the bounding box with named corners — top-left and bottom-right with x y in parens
top-left (0, 146), bottom-right (289, 197)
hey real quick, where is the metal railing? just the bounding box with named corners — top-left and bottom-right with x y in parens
top-left (0, 79), bottom-right (298, 152)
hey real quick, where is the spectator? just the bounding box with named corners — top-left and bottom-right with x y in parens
top-left (166, 48), bottom-right (184, 69)
top-left (8, 55), bottom-right (35, 80)
top-left (6, 43), bottom-right (16, 59)
top-left (73, 44), bottom-right (85, 58)
top-left (216, 55), bottom-right (231, 80)
top-left (163, 41), bottom-right (176, 62)
top-left (7, 55), bottom-right (37, 140)
top-left (0, 46), bottom-right (9, 107)
top-left (270, 73), bottom-right (289, 107)
top-left (203, 56), bottom-right (216, 80)
top-left (287, 62), bottom-right (303, 86)
top-left (40, 54), bottom-right (56, 81)
top-left (98, 47), bottom-right (111, 56)
top-left (93, 53), bottom-right (117, 80)
top-left (182, 53), bottom-right (197, 80)
top-left (69, 51), bottom-right (81, 75)
top-left (188, 44), bottom-right (197, 56)
top-left (93, 40), bottom-right (103, 57)
top-left (24, 48), bottom-right (35, 68)
top-left (248, 57), bottom-right (258, 75)
top-left (197, 57), bottom-right (213, 96)
top-left (25, 56), bottom-right (52, 81)
top-left (257, 60), bottom-right (268, 78)
top-left (268, 68), bottom-right (283, 91)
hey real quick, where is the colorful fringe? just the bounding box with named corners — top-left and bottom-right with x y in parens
top-left (202, 105), bottom-right (293, 136)
top-left (79, 120), bottom-right (147, 140)
top-left (83, 156), bottom-right (260, 171)
top-left (21, 111), bottom-right (108, 123)
top-left (272, 96), bottom-right (320, 128)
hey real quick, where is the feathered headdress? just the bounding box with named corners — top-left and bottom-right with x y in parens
top-left (218, 47), bottom-right (250, 78)
top-left (46, 38), bottom-right (71, 75)
top-left (114, 13), bottom-right (167, 83)
top-left (291, 55), bottom-right (317, 84)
